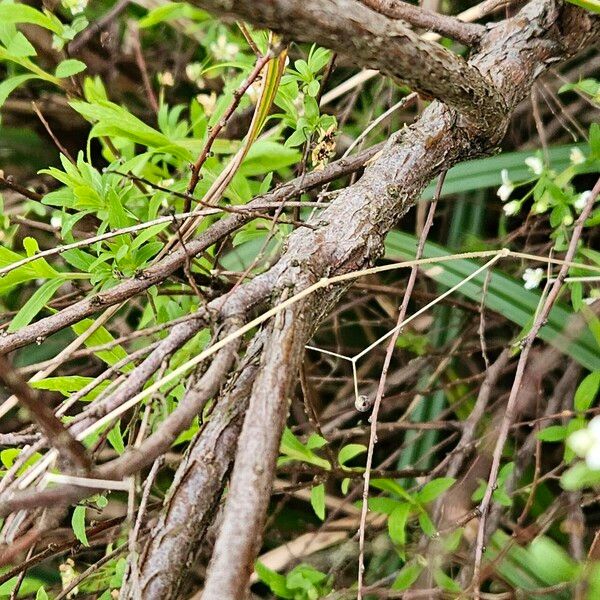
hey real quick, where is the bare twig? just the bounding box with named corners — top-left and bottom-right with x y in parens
top-left (186, 48), bottom-right (274, 203)
top-left (0, 357), bottom-right (91, 474)
top-left (357, 173), bottom-right (443, 599)
top-left (360, 0), bottom-right (486, 46)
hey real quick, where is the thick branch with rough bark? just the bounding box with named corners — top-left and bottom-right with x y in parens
top-left (1, 0), bottom-right (598, 598)
top-left (187, 0), bottom-right (506, 124)
top-left (0, 145), bottom-right (381, 356)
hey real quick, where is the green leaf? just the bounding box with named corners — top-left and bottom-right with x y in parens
top-left (574, 371), bottom-right (600, 412)
top-left (590, 123), bottom-right (600, 156)
top-left (0, 243), bottom-right (59, 294)
top-left (341, 477), bottom-right (350, 494)
top-left (1, 448), bottom-right (19, 469)
top-left (310, 483), bottom-right (326, 520)
top-left (35, 588), bottom-right (49, 600)
top-left (107, 421), bottom-right (125, 454)
top-left (139, 2), bottom-right (208, 28)
top-left (367, 496), bottom-right (403, 515)
top-left (443, 528), bottom-right (464, 552)
top-left (0, 3), bottom-right (63, 34)
top-left (392, 562), bottom-right (424, 590)
top-left (0, 574), bottom-right (47, 596)
top-left (7, 278), bottom-right (64, 332)
top-left (416, 477), bottom-right (455, 504)
top-left (338, 443), bottom-right (367, 466)
top-left (239, 140), bottom-right (301, 176)
top-left (278, 428), bottom-right (331, 470)
top-left (255, 561), bottom-right (293, 599)
top-left (0, 74), bottom-right (38, 108)
top-left (418, 511), bottom-right (437, 536)
top-left (95, 494), bottom-right (108, 508)
top-left (71, 319), bottom-right (131, 370)
top-left (69, 99), bottom-right (193, 161)
top-left (536, 425), bottom-right (568, 442)
top-left (305, 433), bottom-right (328, 450)
top-left (388, 503), bottom-right (410, 547)
top-left (370, 478), bottom-right (414, 504)
top-left (433, 569), bottom-right (461, 592)
top-left (527, 536), bottom-right (578, 583)
top-left (72, 505), bottom-right (89, 546)
top-left (31, 375), bottom-right (106, 397)
top-left (4, 29), bottom-right (37, 57)
top-left (109, 557), bottom-right (128, 588)
top-left (55, 58), bottom-right (86, 78)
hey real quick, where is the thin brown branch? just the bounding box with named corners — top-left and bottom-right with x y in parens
top-left (358, 173), bottom-right (443, 598)
top-left (360, 0), bottom-right (485, 46)
top-left (0, 357), bottom-right (91, 474)
top-left (186, 48), bottom-right (274, 203)
top-left (131, 27), bottom-right (159, 115)
top-left (32, 102), bottom-right (74, 162)
top-left (68, 0), bottom-right (131, 53)
top-left (0, 142), bottom-right (382, 356)
top-left (0, 174), bottom-right (44, 202)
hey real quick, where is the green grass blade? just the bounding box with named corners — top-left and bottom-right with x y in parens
top-left (385, 232), bottom-right (600, 371)
top-left (420, 143), bottom-right (587, 200)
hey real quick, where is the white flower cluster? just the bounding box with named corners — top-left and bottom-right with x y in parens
top-left (569, 417), bottom-right (600, 470)
top-left (497, 169), bottom-right (522, 216)
top-left (62, 0), bottom-right (87, 15)
top-left (186, 63), bottom-right (204, 86)
top-left (210, 34), bottom-right (239, 62)
top-left (570, 147), bottom-right (586, 165)
top-left (522, 267), bottom-right (544, 290)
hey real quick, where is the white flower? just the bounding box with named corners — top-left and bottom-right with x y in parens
top-left (186, 63), bottom-right (204, 85)
top-left (525, 156), bottom-right (544, 175)
top-left (562, 213), bottom-right (574, 226)
top-left (196, 92), bottom-right (217, 116)
top-left (157, 72), bottom-right (174, 87)
top-left (245, 79), bottom-right (263, 104)
top-left (497, 169), bottom-right (514, 202)
top-left (574, 190), bottom-right (593, 211)
top-left (210, 34), bottom-right (239, 62)
top-left (583, 290), bottom-right (600, 306)
top-left (503, 200), bottom-right (520, 216)
top-left (62, 0), bottom-right (87, 14)
top-left (522, 267), bottom-right (544, 290)
top-left (568, 417), bottom-right (600, 470)
top-left (570, 147), bottom-right (586, 165)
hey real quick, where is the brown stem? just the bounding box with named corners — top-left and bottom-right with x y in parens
top-left (0, 142), bottom-right (381, 356)
top-left (185, 49), bottom-right (274, 205)
top-left (360, 0), bottom-right (485, 46)
top-left (0, 357), bottom-right (91, 474)
top-left (202, 297), bottom-right (310, 599)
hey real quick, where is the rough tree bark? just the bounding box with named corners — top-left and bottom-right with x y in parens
top-left (124, 2), bottom-right (597, 598)
top-left (0, 0), bottom-right (597, 598)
